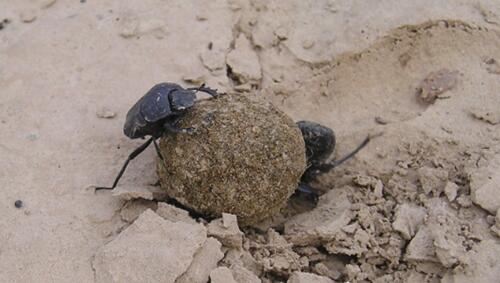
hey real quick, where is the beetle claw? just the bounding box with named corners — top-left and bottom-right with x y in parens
top-left (185, 127), bottom-right (197, 134)
top-left (188, 84), bottom-right (219, 97)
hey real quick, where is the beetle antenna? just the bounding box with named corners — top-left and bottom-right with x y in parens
top-left (95, 137), bottom-right (154, 191)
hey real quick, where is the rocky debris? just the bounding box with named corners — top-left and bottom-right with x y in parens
top-left (284, 187), bottom-right (353, 245)
top-left (287, 272), bottom-right (334, 283)
top-left (392, 203), bottom-right (427, 240)
top-left (405, 198), bottom-right (474, 267)
top-left (119, 199), bottom-right (157, 223)
top-left (226, 35), bottom-right (262, 86)
top-left (444, 182), bottom-right (459, 202)
top-left (441, 240), bottom-right (500, 282)
top-left (93, 209), bottom-right (206, 283)
top-left (250, 229), bottom-right (306, 276)
top-left (96, 107), bottom-right (116, 119)
top-left (207, 213), bottom-right (244, 249)
top-left (416, 69), bottom-right (459, 104)
top-left (405, 226), bottom-right (438, 262)
top-left (229, 264), bottom-right (261, 283)
top-left (417, 166), bottom-right (448, 196)
top-left (324, 197), bottom-right (404, 267)
top-left (311, 262), bottom-right (341, 281)
top-left (345, 264), bottom-right (369, 282)
top-left (352, 174), bottom-right (385, 205)
top-left (111, 185), bottom-right (168, 201)
top-left (469, 156), bottom-right (500, 213)
top-left (469, 106), bottom-right (500, 125)
top-left (249, 211), bottom-right (287, 232)
top-left (155, 202), bottom-right (197, 224)
top-left (176, 237), bottom-right (224, 283)
top-left (223, 249), bottom-right (263, 278)
top-left (385, 174), bottom-right (419, 203)
top-left (210, 267), bottom-right (238, 283)
top-left (294, 246), bottom-right (326, 262)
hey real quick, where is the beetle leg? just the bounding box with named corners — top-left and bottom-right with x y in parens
top-left (95, 137), bottom-right (154, 191)
top-left (187, 83), bottom-right (219, 97)
top-left (294, 183), bottom-right (319, 203)
top-left (164, 122), bottom-right (196, 134)
top-left (153, 139), bottom-right (164, 161)
top-left (314, 133), bottom-right (382, 173)
top-left (153, 138), bottom-right (168, 171)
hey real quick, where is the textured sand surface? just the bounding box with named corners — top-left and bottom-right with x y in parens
top-left (1, 0), bottom-right (500, 282)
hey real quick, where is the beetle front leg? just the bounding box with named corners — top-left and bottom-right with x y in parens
top-left (187, 83), bottom-right (219, 97)
top-left (163, 121), bottom-right (196, 134)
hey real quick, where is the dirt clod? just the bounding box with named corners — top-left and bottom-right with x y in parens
top-left (416, 69), bottom-right (459, 104)
top-left (93, 209), bottom-right (206, 283)
top-left (207, 213), bottom-right (244, 249)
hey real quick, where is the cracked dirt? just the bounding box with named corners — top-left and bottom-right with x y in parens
top-left (1, 0), bottom-right (500, 282)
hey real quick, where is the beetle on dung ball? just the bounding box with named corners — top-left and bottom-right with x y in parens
top-left (95, 82), bottom-right (374, 223)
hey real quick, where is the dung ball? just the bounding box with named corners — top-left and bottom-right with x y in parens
top-left (157, 93), bottom-right (306, 225)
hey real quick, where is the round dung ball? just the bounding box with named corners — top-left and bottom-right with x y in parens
top-left (156, 93), bottom-right (306, 225)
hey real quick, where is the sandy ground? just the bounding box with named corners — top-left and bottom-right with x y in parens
top-left (1, 0), bottom-right (500, 282)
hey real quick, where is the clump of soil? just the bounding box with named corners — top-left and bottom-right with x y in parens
top-left (416, 69), bottom-right (459, 104)
top-left (156, 93), bottom-right (306, 225)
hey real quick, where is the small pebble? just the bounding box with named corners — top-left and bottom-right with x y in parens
top-left (416, 69), bottom-right (459, 104)
top-left (274, 26), bottom-right (288, 40)
top-left (96, 107), bottom-right (116, 119)
top-left (196, 14), bottom-right (208, 21)
top-left (302, 39), bottom-right (315, 49)
top-left (375, 116), bottom-right (389, 125)
top-left (15, 200), bottom-right (23, 208)
top-left (20, 10), bottom-right (37, 23)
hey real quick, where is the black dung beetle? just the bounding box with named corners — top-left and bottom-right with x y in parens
top-left (95, 82), bottom-right (218, 190)
top-left (296, 121), bottom-right (376, 194)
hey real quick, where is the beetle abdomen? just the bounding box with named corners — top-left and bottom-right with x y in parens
top-left (297, 120), bottom-right (336, 165)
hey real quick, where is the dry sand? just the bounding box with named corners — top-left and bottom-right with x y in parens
top-left (1, 0), bottom-right (500, 282)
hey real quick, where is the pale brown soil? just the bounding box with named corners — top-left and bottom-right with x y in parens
top-left (1, 1), bottom-right (500, 282)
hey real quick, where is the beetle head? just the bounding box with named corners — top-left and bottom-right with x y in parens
top-left (169, 89), bottom-right (196, 111)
